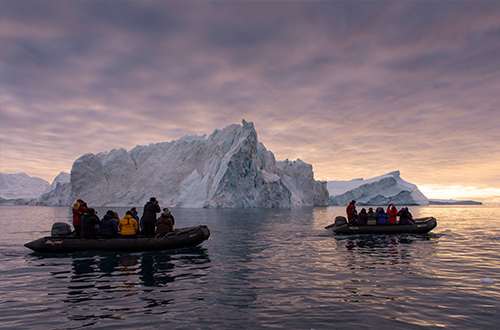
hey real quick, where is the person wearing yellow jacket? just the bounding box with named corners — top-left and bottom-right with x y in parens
top-left (119, 211), bottom-right (139, 236)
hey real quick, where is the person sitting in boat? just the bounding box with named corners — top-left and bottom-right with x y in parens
top-left (346, 200), bottom-right (358, 224)
top-left (406, 208), bottom-right (414, 222)
top-left (140, 197), bottom-right (161, 235)
top-left (156, 208), bottom-right (175, 236)
top-left (366, 207), bottom-right (377, 225)
top-left (81, 208), bottom-right (100, 238)
top-left (130, 207), bottom-right (140, 222)
top-left (376, 207), bottom-right (389, 225)
top-left (398, 207), bottom-right (415, 225)
top-left (100, 210), bottom-right (119, 236)
top-left (72, 199), bottom-right (88, 236)
top-left (387, 203), bottom-right (398, 224)
top-left (119, 211), bottom-right (139, 236)
top-left (357, 208), bottom-right (367, 225)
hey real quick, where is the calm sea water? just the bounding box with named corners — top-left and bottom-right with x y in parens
top-left (0, 205), bottom-right (499, 329)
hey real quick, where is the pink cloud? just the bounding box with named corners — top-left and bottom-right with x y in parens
top-left (1, 1), bottom-right (499, 197)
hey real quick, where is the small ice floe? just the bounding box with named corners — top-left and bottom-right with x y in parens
top-left (480, 278), bottom-right (495, 284)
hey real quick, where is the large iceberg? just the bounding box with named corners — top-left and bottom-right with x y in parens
top-left (38, 120), bottom-right (329, 208)
top-left (327, 171), bottom-right (429, 206)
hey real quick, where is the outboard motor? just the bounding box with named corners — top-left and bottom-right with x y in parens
top-left (334, 216), bottom-right (348, 226)
top-left (51, 222), bottom-right (72, 236)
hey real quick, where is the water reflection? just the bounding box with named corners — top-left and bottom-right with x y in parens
top-left (36, 247), bottom-right (211, 305)
top-left (338, 234), bottom-right (433, 250)
top-left (334, 233), bottom-right (439, 268)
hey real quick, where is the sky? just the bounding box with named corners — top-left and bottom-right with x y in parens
top-left (1, 0), bottom-right (499, 202)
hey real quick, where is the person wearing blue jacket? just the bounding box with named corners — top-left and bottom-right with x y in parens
top-left (130, 207), bottom-right (140, 222)
top-left (376, 207), bottom-right (389, 225)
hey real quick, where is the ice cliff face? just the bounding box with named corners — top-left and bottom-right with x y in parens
top-left (39, 120), bottom-right (329, 208)
top-left (277, 159), bottom-right (329, 207)
top-left (34, 172), bottom-right (71, 206)
top-left (327, 171), bottom-right (429, 206)
top-left (0, 173), bottom-right (49, 199)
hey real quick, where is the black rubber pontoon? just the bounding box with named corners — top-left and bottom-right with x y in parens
top-left (325, 216), bottom-right (437, 234)
top-left (25, 225), bottom-right (210, 253)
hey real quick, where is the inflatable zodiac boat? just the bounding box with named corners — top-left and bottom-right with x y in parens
top-left (325, 216), bottom-right (437, 234)
top-left (25, 222), bottom-right (210, 253)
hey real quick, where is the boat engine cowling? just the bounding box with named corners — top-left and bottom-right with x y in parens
top-left (334, 216), bottom-right (348, 226)
top-left (51, 222), bottom-right (72, 236)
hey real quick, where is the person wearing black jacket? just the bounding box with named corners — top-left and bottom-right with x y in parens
top-left (398, 207), bottom-right (415, 225)
top-left (100, 210), bottom-right (119, 236)
top-left (140, 197), bottom-right (161, 235)
top-left (81, 208), bottom-right (100, 238)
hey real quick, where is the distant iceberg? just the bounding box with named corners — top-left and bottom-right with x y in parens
top-left (480, 278), bottom-right (495, 284)
top-left (327, 171), bottom-right (429, 206)
top-left (0, 173), bottom-right (49, 203)
top-left (429, 199), bottom-right (482, 205)
top-left (33, 172), bottom-right (71, 206)
top-left (36, 120), bottom-right (329, 208)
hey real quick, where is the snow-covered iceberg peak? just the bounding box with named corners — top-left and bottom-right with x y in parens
top-left (0, 173), bottom-right (49, 199)
top-left (327, 171), bottom-right (429, 206)
top-left (46, 120), bottom-right (329, 208)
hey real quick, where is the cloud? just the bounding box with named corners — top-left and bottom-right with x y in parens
top-left (1, 1), bottom-right (499, 198)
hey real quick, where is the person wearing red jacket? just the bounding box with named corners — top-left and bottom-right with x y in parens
top-left (72, 199), bottom-right (88, 236)
top-left (387, 203), bottom-right (398, 224)
top-left (346, 200), bottom-right (358, 224)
